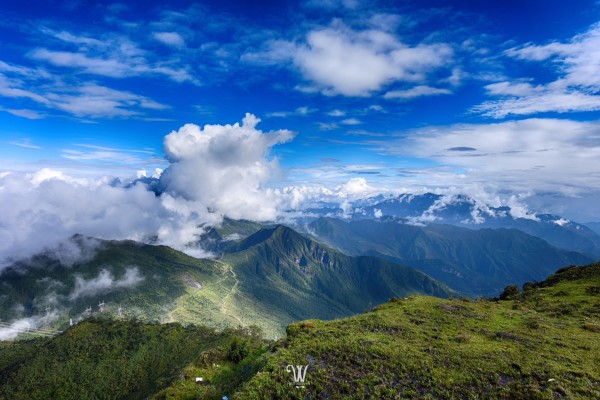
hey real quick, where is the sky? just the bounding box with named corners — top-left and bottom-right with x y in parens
top-left (1, 0), bottom-right (600, 262)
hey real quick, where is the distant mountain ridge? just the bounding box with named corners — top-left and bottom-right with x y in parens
top-left (301, 192), bottom-right (600, 257)
top-left (307, 217), bottom-right (592, 296)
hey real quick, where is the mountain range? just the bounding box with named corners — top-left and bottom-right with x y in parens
top-left (303, 193), bottom-right (600, 257)
top-left (0, 226), bottom-right (455, 339)
top-left (304, 217), bottom-right (592, 296)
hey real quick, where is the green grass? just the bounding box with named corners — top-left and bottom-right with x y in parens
top-left (2, 263), bottom-right (599, 399)
top-left (232, 263), bottom-right (600, 399)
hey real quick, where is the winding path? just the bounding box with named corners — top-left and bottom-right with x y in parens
top-left (213, 260), bottom-right (247, 328)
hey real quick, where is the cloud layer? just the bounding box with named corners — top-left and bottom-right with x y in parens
top-left (0, 115), bottom-right (296, 266)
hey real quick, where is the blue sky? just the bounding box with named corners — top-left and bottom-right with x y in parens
top-left (2, 0), bottom-right (600, 223)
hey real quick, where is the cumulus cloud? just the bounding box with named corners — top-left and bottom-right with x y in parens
top-left (475, 22), bottom-right (600, 117)
top-left (69, 267), bottom-right (144, 300)
top-left (0, 114), bottom-right (296, 266)
top-left (159, 113), bottom-right (294, 221)
top-left (337, 177), bottom-right (377, 198)
top-left (243, 23), bottom-right (453, 97)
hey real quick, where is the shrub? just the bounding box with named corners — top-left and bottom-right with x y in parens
top-left (227, 337), bottom-right (250, 363)
top-left (499, 285), bottom-right (519, 300)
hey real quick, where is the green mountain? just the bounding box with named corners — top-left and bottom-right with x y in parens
top-left (308, 217), bottom-right (593, 296)
top-left (3, 263), bottom-right (598, 399)
top-left (220, 225), bottom-right (456, 335)
top-left (0, 225), bottom-right (454, 339)
top-left (0, 235), bottom-right (252, 335)
top-left (233, 262), bottom-right (600, 399)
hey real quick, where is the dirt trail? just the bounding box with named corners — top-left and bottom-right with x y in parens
top-left (212, 260), bottom-right (246, 328)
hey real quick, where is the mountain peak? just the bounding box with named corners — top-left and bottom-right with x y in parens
top-left (231, 224), bottom-right (305, 252)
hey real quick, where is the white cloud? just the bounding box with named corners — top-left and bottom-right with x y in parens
top-left (266, 106), bottom-right (315, 118)
top-left (476, 22), bottom-right (600, 117)
top-left (318, 122), bottom-right (339, 130)
top-left (153, 32), bottom-right (185, 48)
top-left (160, 113), bottom-right (294, 221)
top-left (69, 267), bottom-right (144, 300)
top-left (30, 30), bottom-right (194, 83)
top-left (4, 109), bottom-right (45, 119)
top-left (341, 118), bottom-right (362, 125)
top-left (384, 85), bottom-right (452, 99)
top-left (327, 109), bottom-right (346, 117)
top-left (400, 118), bottom-right (600, 195)
top-left (244, 23), bottom-right (453, 97)
top-left (0, 114), bottom-right (300, 265)
top-left (474, 90), bottom-right (600, 118)
top-left (337, 177), bottom-right (376, 197)
top-left (0, 312), bottom-right (60, 340)
top-left (8, 138), bottom-right (41, 149)
top-left (0, 69), bottom-right (169, 118)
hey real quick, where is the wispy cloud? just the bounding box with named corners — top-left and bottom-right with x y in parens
top-left (0, 66), bottom-right (170, 119)
top-left (266, 106), bottom-right (316, 118)
top-left (475, 22), bottom-right (600, 117)
top-left (341, 118), bottom-right (362, 125)
top-left (8, 138), bottom-right (41, 149)
top-left (3, 108), bottom-right (45, 119)
top-left (61, 144), bottom-right (157, 164)
top-left (152, 31), bottom-right (185, 48)
top-left (384, 85), bottom-right (452, 99)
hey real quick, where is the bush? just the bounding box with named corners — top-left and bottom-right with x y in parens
top-left (227, 337), bottom-right (249, 363)
top-left (499, 285), bottom-right (519, 300)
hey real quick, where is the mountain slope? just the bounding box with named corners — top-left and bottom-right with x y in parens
top-left (0, 227), bottom-right (454, 339)
top-left (3, 263), bottom-right (598, 399)
top-left (308, 217), bottom-right (592, 296)
top-left (0, 319), bottom-right (259, 400)
top-left (222, 225), bottom-right (457, 335)
top-left (233, 262), bottom-right (600, 399)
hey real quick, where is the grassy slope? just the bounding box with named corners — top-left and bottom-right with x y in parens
top-left (233, 262), bottom-right (600, 399)
top-left (2, 263), bottom-right (598, 399)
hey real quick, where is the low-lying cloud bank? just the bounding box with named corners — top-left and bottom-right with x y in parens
top-left (0, 114), bottom-right (571, 268)
top-left (0, 114), bottom-right (291, 266)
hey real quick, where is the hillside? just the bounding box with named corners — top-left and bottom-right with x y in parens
top-left (233, 262), bottom-right (600, 399)
top-left (308, 217), bottom-right (592, 296)
top-left (0, 319), bottom-right (264, 399)
top-left (0, 236), bottom-right (241, 335)
top-left (3, 262), bottom-right (597, 399)
top-left (221, 225), bottom-right (457, 336)
top-left (0, 226), bottom-right (454, 339)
